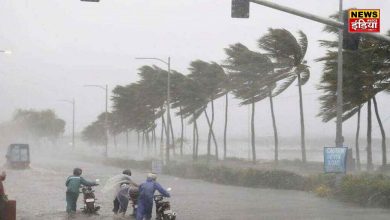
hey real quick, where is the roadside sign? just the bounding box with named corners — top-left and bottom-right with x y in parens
top-left (152, 160), bottom-right (163, 174)
top-left (324, 147), bottom-right (348, 173)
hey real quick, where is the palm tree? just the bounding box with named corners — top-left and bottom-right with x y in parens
top-left (317, 19), bottom-right (390, 168)
top-left (258, 28), bottom-right (310, 163)
top-left (172, 76), bottom-right (208, 160)
top-left (223, 75), bottom-right (233, 160)
top-left (224, 43), bottom-right (274, 164)
top-left (170, 70), bottom-right (188, 156)
top-left (188, 60), bottom-right (227, 161)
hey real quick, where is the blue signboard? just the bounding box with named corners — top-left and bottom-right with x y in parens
top-left (324, 147), bottom-right (348, 173)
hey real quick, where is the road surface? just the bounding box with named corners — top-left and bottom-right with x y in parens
top-left (3, 155), bottom-right (390, 220)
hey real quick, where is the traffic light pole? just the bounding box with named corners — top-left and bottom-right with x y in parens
top-left (336, 0), bottom-right (344, 147)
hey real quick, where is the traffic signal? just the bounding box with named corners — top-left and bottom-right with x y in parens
top-left (342, 10), bottom-right (360, 50)
top-left (231, 0), bottom-right (250, 18)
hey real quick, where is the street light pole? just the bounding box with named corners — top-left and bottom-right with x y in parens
top-left (167, 57), bottom-right (172, 162)
top-left (84, 84), bottom-right (109, 158)
top-left (135, 57), bottom-right (172, 163)
top-left (335, 0), bottom-right (344, 147)
top-left (59, 99), bottom-right (76, 149)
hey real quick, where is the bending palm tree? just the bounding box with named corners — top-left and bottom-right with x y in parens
top-left (258, 28), bottom-right (310, 163)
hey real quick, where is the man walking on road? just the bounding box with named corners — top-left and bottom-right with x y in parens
top-left (136, 173), bottom-right (170, 220)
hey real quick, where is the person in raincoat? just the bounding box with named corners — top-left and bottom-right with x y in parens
top-left (65, 168), bottom-right (97, 217)
top-left (136, 173), bottom-right (170, 220)
top-left (0, 171), bottom-right (7, 220)
top-left (113, 169), bottom-right (138, 216)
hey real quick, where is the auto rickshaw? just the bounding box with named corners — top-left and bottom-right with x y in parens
top-left (6, 144), bottom-right (30, 169)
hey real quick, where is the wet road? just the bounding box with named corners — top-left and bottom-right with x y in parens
top-left (3, 155), bottom-right (390, 220)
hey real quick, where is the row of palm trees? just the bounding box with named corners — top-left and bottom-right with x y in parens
top-left (82, 23), bottom-right (390, 167)
top-left (81, 28), bottom-right (311, 164)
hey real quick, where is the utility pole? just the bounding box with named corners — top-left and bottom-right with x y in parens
top-left (166, 57), bottom-right (171, 162)
top-left (335, 0), bottom-right (344, 147)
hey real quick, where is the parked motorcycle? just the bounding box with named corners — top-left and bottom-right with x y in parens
top-left (80, 179), bottom-right (100, 215)
top-left (154, 188), bottom-right (176, 220)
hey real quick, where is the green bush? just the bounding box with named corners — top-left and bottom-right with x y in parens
top-left (339, 174), bottom-right (390, 207)
top-left (92, 157), bottom-right (390, 209)
top-left (163, 163), bottom-right (306, 190)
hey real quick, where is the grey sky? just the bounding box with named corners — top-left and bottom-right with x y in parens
top-left (0, 0), bottom-right (389, 141)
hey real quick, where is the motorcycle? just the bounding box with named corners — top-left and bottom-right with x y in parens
top-left (154, 188), bottom-right (176, 220)
top-left (129, 185), bottom-right (139, 217)
top-left (80, 179), bottom-right (100, 215)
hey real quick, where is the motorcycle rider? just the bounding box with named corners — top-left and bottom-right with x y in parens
top-left (136, 173), bottom-right (170, 220)
top-left (113, 169), bottom-right (138, 217)
top-left (65, 168), bottom-right (98, 218)
top-left (0, 171), bottom-right (6, 220)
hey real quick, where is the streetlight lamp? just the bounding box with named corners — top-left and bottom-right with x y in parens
top-left (0, 50), bottom-right (12, 54)
top-left (84, 84), bottom-right (109, 158)
top-left (135, 57), bottom-right (172, 163)
top-left (59, 99), bottom-right (76, 149)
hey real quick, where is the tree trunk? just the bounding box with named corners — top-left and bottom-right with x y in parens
top-left (207, 107), bottom-right (212, 159)
top-left (211, 100), bottom-right (218, 160)
top-left (355, 106), bottom-right (361, 171)
top-left (204, 110), bottom-right (219, 161)
top-left (269, 93), bottom-right (279, 163)
top-left (251, 100), bottom-right (256, 164)
top-left (141, 132), bottom-right (145, 153)
top-left (367, 99), bottom-right (373, 171)
top-left (126, 129), bottom-right (129, 150)
top-left (180, 106), bottom-right (184, 156)
top-left (192, 114), bottom-right (196, 160)
top-left (113, 135), bottom-right (117, 149)
top-left (195, 119), bottom-right (199, 160)
top-left (146, 131), bottom-right (150, 156)
top-left (169, 115), bottom-right (176, 156)
top-left (297, 73), bottom-right (307, 163)
top-left (162, 114), bottom-right (170, 162)
top-left (153, 126), bottom-right (157, 156)
top-left (224, 93), bottom-right (228, 160)
top-left (137, 131), bottom-right (140, 150)
top-left (373, 96), bottom-right (387, 166)
top-left (160, 110), bottom-right (165, 160)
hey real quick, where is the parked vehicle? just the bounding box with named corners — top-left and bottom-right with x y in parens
top-left (81, 180), bottom-right (100, 215)
top-left (6, 144), bottom-right (30, 169)
top-left (154, 188), bottom-right (176, 220)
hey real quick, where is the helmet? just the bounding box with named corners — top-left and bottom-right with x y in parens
top-left (73, 168), bottom-right (82, 176)
top-left (147, 173), bottom-right (157, 181)
top-left (122, 169), bottom-right (132, 176)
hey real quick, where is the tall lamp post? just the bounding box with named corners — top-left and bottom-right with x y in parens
top-left (0, 50), bottom-right (12, 54)
top-left (59, 99), bottom-right (76, 149)
top-left (84, 84), bottom-right (109, 158)
top-left (135, 57), bottom-right (172, 163)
